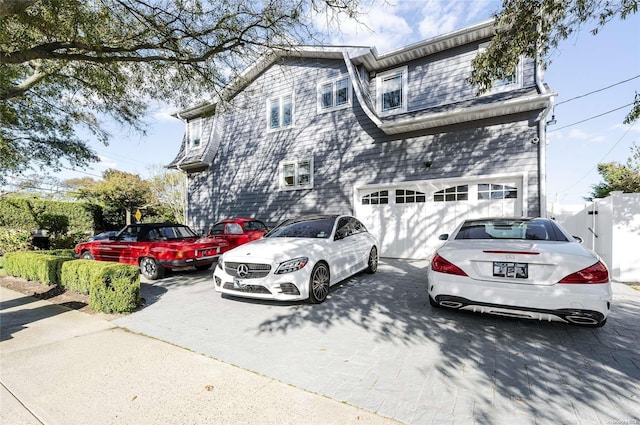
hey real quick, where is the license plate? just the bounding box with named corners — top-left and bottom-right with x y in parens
top-left (493, 262), bottom-right (528, 279)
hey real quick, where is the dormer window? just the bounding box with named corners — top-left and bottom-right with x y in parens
top-left (187, 118), bottom-right (202, 149)
top-left (478, 43), bottom-right (521, 92)
top-left (376, 66), bottom-right (408, 116)
top-left (318, 76), bottom-right (351, 112)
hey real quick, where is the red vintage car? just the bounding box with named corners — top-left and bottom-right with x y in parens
top-left (74, 223), bottom-right (229, 280)
top-left (207, 218), bottom-right (268, 249)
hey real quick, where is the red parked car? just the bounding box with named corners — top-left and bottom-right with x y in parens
top-left (207, 218), bottom-right (268, 249)
top-left (74, 223), bottom-right (229, 280)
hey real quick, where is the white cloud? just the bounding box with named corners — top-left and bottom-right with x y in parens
top-left (610, 122), bottom-right (640, 133)
top-left (152, 107), bottom-right (178, 122)
top-left (98, 156), bottom-right (118, 169)
top-left (567, 129), bottom-right (590, 139)
top-left (418, 0), bottom-right (497, 39)
top-left (314, 3), bottom-right (414, 52)
top-left (312, 0), bottom-right (499, 53)
top-left (566, 129), bottom-right (604, 142)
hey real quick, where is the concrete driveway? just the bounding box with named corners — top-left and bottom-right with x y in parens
top-left (113, 259), bottom-right (640, 425)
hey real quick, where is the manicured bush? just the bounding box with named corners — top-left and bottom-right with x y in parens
top-left (60, 259), bottom-right (95, 294)
top-left (3, 251), bottom-right (74, 285)
top-left (0, 198), bottom-right (100, 233)
top-left (89, 263), bottom-right (140, 313)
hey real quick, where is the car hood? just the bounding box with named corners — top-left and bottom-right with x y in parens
top-left (221, 237), bottom-right (329, 263)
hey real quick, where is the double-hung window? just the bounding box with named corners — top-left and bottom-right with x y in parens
top-left (318, 76), bottom-right (351, 112)
top-left (268, 94), bottom-right (294, 130)
top-left (376, 66), bottom-right (408, 116)
top-left (187, 118), bottom-right (202, 149)
top-left (280, 158), bottom-right (313, 190)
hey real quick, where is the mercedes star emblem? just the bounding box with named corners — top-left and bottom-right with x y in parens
top-left (236, 264), bottom-right (249, 278)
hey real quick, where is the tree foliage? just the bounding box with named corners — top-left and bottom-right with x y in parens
top-left (590, 143), bottom-right (640, 198)
top-left (148, 165), bottom-right (185, 224)
top-left (73, 169), bottom-right (152, 225)
top-left (0, 0), bottom-right (362, 181)
top-left (470, 0), bottom-right (639, 123)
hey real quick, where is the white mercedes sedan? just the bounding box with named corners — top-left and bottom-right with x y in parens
top-left (213, 215), bottom-right (379, 303)
top-left (427, 218), bottom-right (612, 327)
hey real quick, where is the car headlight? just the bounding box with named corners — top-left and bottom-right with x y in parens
top-left (217, 258), bottom-right (224, 270)
top-left (275, 257), bottom-right (309, 274)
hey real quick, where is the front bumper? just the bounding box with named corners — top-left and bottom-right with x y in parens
top-left (213, 264), bottom-right (311, 301)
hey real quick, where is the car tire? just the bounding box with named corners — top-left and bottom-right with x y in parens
top-left (366, 246), bottom-right (378, 274)
top-left (195, 265), bottom-right (211, 271)
top-left (309, 262), bottom-right (330, 304)
top-left (81, 251), bottom-right (94, 260)
top-left (140, 257), bottom-right (165, 280)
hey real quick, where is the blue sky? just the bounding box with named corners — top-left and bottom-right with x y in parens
top-left (58, 0), bottom-right (640, 206)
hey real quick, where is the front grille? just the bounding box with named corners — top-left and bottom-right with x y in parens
top-left (222, 282), bottom-right (271, 294)
top-left (224, 262), bottom-right (271, 279)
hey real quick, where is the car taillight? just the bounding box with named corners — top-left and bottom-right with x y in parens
top-left (558, 261), bottom-right (609, 284)
top-left (431, 254), bottom-right (468, 276)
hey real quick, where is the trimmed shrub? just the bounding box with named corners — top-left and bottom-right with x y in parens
top-left (89, 263), bottom-right (140, 313)
top-left (3, 251), bottom-right (74, 285)
top-left (60, 259), bottom-right (95, 294)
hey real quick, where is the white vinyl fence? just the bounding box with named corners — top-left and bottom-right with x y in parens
top-left (549, 191), bottom-right (640, 283)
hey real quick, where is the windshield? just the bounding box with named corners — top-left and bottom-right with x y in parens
top-left (455, 219), bottom-right (569, 242)
top-left (266, 217), bottom-right (335, 239)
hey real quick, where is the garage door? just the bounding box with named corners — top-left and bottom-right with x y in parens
top-left (354, 177), bottom-right (524, 259)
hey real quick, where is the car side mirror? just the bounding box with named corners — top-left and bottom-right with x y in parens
top-left (573, 236), bottom-right (583, 244)
top-left (438, 234), bottom-right (449, 241)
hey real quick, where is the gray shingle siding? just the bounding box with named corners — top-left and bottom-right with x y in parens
top-left (174, 34), bottom-right (540, 232)
top-left (183, 54), bottom-right (541, 235)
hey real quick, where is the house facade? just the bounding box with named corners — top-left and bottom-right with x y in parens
top-left (168, 20), bottom-right (555, 259)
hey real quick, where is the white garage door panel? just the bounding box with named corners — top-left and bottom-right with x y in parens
top-left (355, 177), bottom-right (524, 260)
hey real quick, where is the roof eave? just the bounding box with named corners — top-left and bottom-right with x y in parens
top-left (380, 92), bottom-right (556, 135)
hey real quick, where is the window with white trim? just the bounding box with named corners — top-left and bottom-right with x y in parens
top-left (280, 158), bottom-right (313, 190)
top-left (187, 118), bottom-right (202, 149)
top-left (434, 185), bottom-right (469, 202)
top-left (376, 66), bottom-right (408, 116)
top-left (478, 184), bottom-right (518, 200)
top-left (361, 191), bottom-right (389, 205)
top-left (318, 76), bottom-right (351, 112)
top-left (478, 43), bottom-right (520, 91)
top-left (268, 94), bottom-right (294, 130)
top-left (395, 189), bottom-right (426, 204)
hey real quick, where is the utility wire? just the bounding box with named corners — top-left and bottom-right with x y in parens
top-left (548, 103), bottom-right (633, 132)
top-left (555, 74), bottom-right (640, 106)
top-left (556, 120), bottom-right (637, 194)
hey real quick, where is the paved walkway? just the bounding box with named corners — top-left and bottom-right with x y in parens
top-left (114, 260), bottom-right (640, 425)
top-left (3, 259), bottom-right (640, 424)
top-left (0, 286), bottom-right (401, 425)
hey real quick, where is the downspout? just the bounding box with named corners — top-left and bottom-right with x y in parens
top-left (534, 27), bottom-right (553, 218)
top-left (175, 112), bottom-right (189, 226)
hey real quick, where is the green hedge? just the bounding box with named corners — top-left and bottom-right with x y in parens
top-left (3, 251), bottom-right (74, 285)
top-left (0, 227), bottom-right (33, 255)
top-left (0, 197), bottom-right (103, 234)
top-left (61, 260), bottom-right (140, 313)
top-left (88, 263), bottom-right (140, 313)
top-left (4, 252), bottom-right (140, 314)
